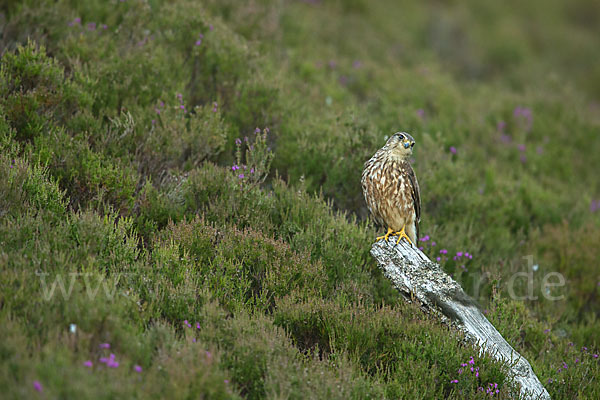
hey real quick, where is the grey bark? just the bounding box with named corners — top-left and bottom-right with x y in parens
top-left (370, 239), bottom-right (550, 400)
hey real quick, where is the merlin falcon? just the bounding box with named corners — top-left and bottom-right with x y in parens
top-left (361, 132), bottom-right (421, 245)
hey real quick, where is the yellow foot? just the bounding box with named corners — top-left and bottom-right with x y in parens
top-left (395, 225), bottom-right (414, 246)
top-left (376, 227), bottom-right (395, 242)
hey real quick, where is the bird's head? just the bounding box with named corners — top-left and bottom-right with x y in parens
top-left (385, 132), bottom-right (415, 160)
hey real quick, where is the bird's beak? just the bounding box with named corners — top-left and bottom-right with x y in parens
top-left (411, 141), bottom-right (415, 148)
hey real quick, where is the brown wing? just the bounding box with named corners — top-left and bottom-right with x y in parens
top-left (406, 164), bottom-right (421, 240)
top-left (361, 157), bottom-right (386, 228)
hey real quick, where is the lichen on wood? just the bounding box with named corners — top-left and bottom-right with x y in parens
top-left (371, 239), bottom-right (551, 400)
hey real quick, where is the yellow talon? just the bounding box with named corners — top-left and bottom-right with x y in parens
top-left (395, 225), bottom-right (413, 246)
top-left (376, 227), bottom-right (395, 242)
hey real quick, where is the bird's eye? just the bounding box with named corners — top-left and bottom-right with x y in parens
top-left (403, 142), bottom-right (410, 149)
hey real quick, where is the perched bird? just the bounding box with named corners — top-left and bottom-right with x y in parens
top-left (361, 132), bottom-right (421, 245)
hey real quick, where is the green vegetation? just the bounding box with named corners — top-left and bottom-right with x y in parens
top-left (1, 0), bottom-right (599, 398)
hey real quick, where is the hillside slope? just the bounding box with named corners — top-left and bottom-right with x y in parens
top-left (1, 0), bottom-right (599, 398)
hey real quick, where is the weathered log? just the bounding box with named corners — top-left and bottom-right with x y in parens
top-left (371, 239), bottom-right (550, 400)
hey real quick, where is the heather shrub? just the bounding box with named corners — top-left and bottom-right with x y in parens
top-left (0, 154), bottom-right (66, 217)
top-left (0, 41), bottom-right (94, 141)
top-left (139, 96), bottom-right (228, 178)
top-left (274, 297), bottom-right (515, 398)
top-left (1, 0), bottom-right (600, 398)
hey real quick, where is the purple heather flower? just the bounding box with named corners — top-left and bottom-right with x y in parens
top-left (590, 200), bottom-right (598, 213)
top-left (196, 322), bottom-right (201, 329)
top-left (212, 102), bottom-right (218, 112)
top-left (206, 351), bottom-right (212, 358)
top-left (536, 146), bottom-right (544, 155)
top-left (513, 106), bottom-right (523, 117)
top-left (468, 356), bottom-right (475, 365)
top-left (198, 33), bottom-right (204, 39)
top-left (436, 257), bottom-right (441, 262)
top-left (500, 134), bottom-right (512, 144)
top-left (517, 144), bottom-right (526, 152)
top-left (180, 105), bottom-right (185, 110)
top-left (99, 353), bottom-right (118, 368)
top-left (235, 138), bottom-right (242, 145)
top-left (134, 365), bottom-right (142, 373)
top-left (431, 242), bottom-right (436, 246)
top-left (195, 39), bottom-right (202, 46)
top-left (497, 120), bottom-right (506, 132)
top-left (84, 360), bottom-right (93, 367)
top-left (209, 24), bottom-right (214, 31)
top-left (450, 379), bottom-right (459, 383)
top-left (99, 343), bottom-right (110, 349)
top-left (87, 22), bottom-right (96, 31)
top-left (593, 354), bottom-right (598, 358)
top-left (192, 338), bottom-right (197, 342)
top-left (569, 342), bottom-right (574, 346)
top-left (33, 381), bottom-right (43, 392)
top-left (419, 246), bottom-right (424, 251)
top-left (562, 362), bottom-right (568, 369)
top-left (224, 379), bottom-right (229, 383)
top-left (102, 24), bottom-right (108, 30)
top-left (520, 154), bottom-right (527, 163)
top-left (352, 60), bottom-right (362, 69)
top-left (238, 174), bottom-right (245, 179)
top-left (151, 119), bottom-right (156, 125)
top-left (582, 347), bottom-right (588, 352)
top-left (440, 249), bottom-right (448, 255)
top-left (449, 146), bottom-right (457, 154)
top-left (456, 252), bottom-right (463, 257)
top-left (513, 106), bottom-right (533, 131)
top-left (255, 127), bottom-right (261, 134)
top-left (548, 378), bottom-right (553, 384)
top-left (416, 109), bottom-right (425, 118)
top-left (328, 60), bottom-right (336, 69)
top-left (544, 329), bottom-right (550, 334)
